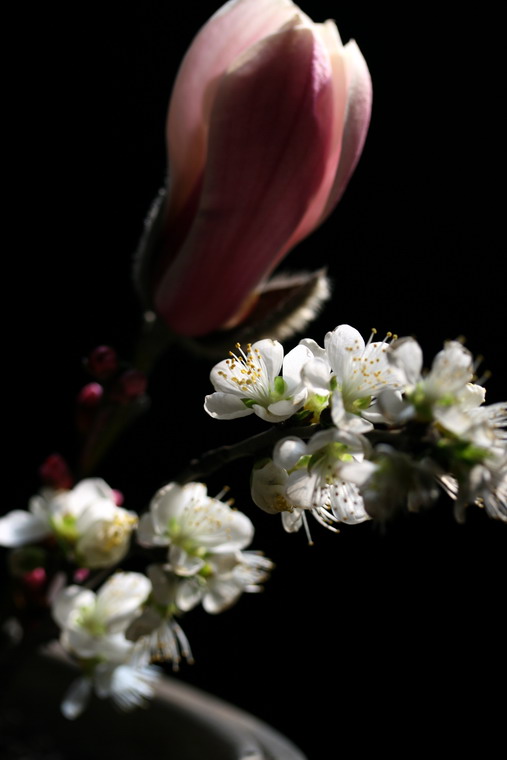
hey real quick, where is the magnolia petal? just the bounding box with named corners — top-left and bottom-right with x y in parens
top-left (204, 391), bottom-right (253, 419)
top-left (61, 677), bottom-right (93, 720)
top-left (165, 0), bottom-right (302, 224)
top-left (155, 22), bottom-right (335, 335)
top-left (276, 19), bottom-right (348, 252)
top-left (0, 510), bottom-right (50, 547)
top-left (317, 39), bottom-right (372, 221)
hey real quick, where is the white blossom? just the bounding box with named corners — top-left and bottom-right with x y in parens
top-left (52, 571), bottom-right (151, 662)
top-left (61, 664), bottom-right (160, 720)
top-left (0, 479), bottom-right (137, 568)
top-left (125, 564), bottom-right (193, 670)
top-left (344, 445), bottom-right (441, 520)
top-left (176, 550), bottom-right (273, 614)
top-left (382, 337), bottom-right (475, 423)
top-left (302, 325), bottom-right (403, 431)
top-left (204, 339), bottom-right (314, 422)
top-left (52, 571), bottom-right (158, 718)
top-left (137, 482), bottom-right (254, 575)
top-left (251, 432), bottom-right (371, 537)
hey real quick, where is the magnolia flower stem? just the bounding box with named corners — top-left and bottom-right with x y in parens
top-left (176, 424), bottom-right (321, 485)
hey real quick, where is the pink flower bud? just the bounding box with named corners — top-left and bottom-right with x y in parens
top-left (73, 567), bottom-right (91, 583)
top-left (110, 369), bottom-right (147, 404)
top-left (136, 0), bottom-right (371, 337)
top-left (86, 345), bottom-right (118, 380)
top-left (39, 453), bottom-right (74, 490)
top-left (77, 382), bottom-right (104, 408)
top-left (22, 567), bottom-right (47, 591)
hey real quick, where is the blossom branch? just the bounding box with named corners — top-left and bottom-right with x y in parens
top-left (176, 423), bottom-right (321, 485)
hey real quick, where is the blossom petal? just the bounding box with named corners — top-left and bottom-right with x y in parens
top-left (0, 510), bottom-right (50, 547)
top-left (52, 586), bottom-right (97, 629)
top-left (61, 677), bottom-right (93, 720)
top-left (301, 357), bottom-right (331, 395)
top-left (155, 21), bottom-right (335, 335)
top-left (281, 509), bottom-right (303, 532)
top-left (137, 513), bottom-right (165, 547)
top-left (176, 577), bottom-right (204, 611)
top-left (204, 391), bottom-right (253, 419)
top-left (282, 343), bottom-right (313, 387)
top-left (170, 546), bottom-right (205, 577)
top-left (150, 482), bottom-right (208, 535)
top-left (202, 580), bottom-right (242, 614)
top-left (388, 337), bottom-right (423, 386)
top-left (96, 572), bottom-right (151, 632)
top-left (285, 469), bottom-right (320, 508)
top-left (325, 324), bottom-right (365, 378)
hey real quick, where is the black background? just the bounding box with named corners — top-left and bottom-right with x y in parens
top-left (3, 2), bottom-right (505, 757)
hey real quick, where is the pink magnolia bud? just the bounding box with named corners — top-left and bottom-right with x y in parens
top-left (136, 0), bottom-right (371, 337)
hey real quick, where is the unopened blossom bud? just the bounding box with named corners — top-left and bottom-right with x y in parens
top-left (76, 383), bottom-right (104, 434)
top-left (22, 567), bottom-right (47, 592)
top-left (39, 453), bottom-right (73, 490)
top-left (110, 369), bottom-right (148, 404)
top-left (135, 0), bottom-right (371, 337)
top-left (86, 345), bottom-right (118, 379)
top-left (77, 382), bottom-right (104, 408)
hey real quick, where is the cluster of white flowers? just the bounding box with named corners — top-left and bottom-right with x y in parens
top-left (131, 482), bottom-right (272, 665)
top-left (2, 324), bottom-right (504, 721)
top-left (0, 478), bottom-right (137, 568)
top-left (1, 478), bottom-right (272, 717)
top-left (52, 572), bottom-right (160, 719)
top-left (206, 325), bottom-right (506, 532)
